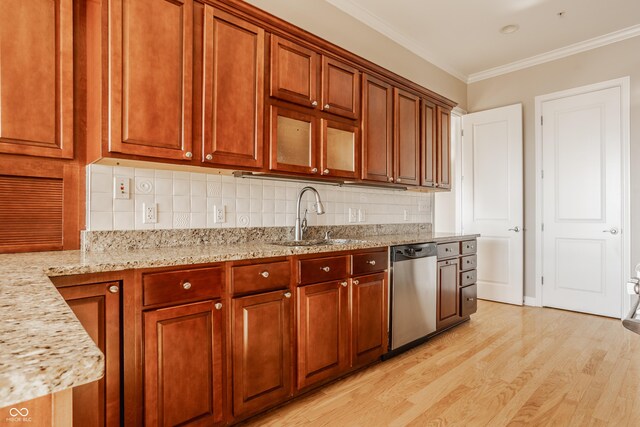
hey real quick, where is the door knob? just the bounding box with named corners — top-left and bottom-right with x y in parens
top-left (603, 228), bottom-right (619, 235)
top-left (508, 226), bottom-right (520, 232)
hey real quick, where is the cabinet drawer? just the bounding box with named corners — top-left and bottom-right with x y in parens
top-left (460, 255), bottom-right (477, 271)
top-left (461, 284), bottom-right (477, 317)
top-left (143, 266), bottom-right (223, 307)
top-left (460, 269), bottom-right (477, 287)
top-left (437, 242), bottom-right (459, 259)
top-left (461, 239), bottom-right (477, 255)
top-left (352, 249), bottom-right (388, 275)
top-left (231, 260), bottom-right (290, 295)
top-left (299, 255), bottom-right (349, 285)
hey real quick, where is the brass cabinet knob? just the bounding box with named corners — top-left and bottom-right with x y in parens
top-left (324, 104), bottom-right (330, 109)
top-left (185, 151), bottom-right (193, 158)
top-left (205, 154), bottom-right (213, 161)
top-left (108, 285), bottom-right (119, 294)
top-left (311, 100), bottom-right (318, 106)
top-left (260, 271), bottom-right (270, 278)
top-left (182, 281), bottom-right (192, 290)
top-left (284, 291), bottom-right (292, 298)
top-left (389, 177), bottom-right (394, 182)
top-left (366, 260), bottom-right (376, 265)
top-left (323, 169), bottom-right (329, 174)
top-left (214, 302), bottom-right (223, 310)
top-left (341, 281), bottom-right (348, 287)
top-left (397, 178), bottom-right (402, 183)
top-left (353, 280), bottom-right (360, 285)
top-left (321, 266), bottom-right (330, 272)
top-left (311, 168), bottom-right (318, 174)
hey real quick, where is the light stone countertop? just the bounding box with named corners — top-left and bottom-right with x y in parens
top-left (0, 231), bottom-right (478, 408)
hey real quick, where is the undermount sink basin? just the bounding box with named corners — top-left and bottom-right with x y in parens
top-left (271, 238), bottom-right (365, 247)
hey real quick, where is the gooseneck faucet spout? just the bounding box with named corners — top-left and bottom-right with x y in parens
top-left (295, 186), bottom-right (325, 241)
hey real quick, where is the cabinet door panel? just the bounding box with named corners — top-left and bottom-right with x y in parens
top-left (394, 88), bottom-right (420, 186)
top-left (321, 119), bottom-right (359, 179)
top-left (109, 0), bottom-right (193, 160)
top-left (0, 0), bottom-right (73, 158)
top-left (422, 100), bottom-right (436, 187)
top-left (437, 259), bottom-right (459, 329)
top-left (322, 57), bottom-right (360, 119)
top-left (144, 300), bottom-right (223, 427)
top-left (352, 273), bottom-right (387, 367)
top-left (232, 291), bottom-right (292, 417)
top-left (202, 7), bottom-right (264, 168)
top-left (270, 36), bottom-right (319, 108)
top-left (270, 105), bottom-right (318, 174)
top-left (297, 281), bottom-right (349, 389)
top-left (362, 75), bottom-right (393, 183)
top-left (58, 282), bottom-right (120, 427)
top-left (437, 106), bottom-right (452, 189)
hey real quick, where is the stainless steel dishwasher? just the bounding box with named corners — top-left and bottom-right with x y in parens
top-left (388, 243), bottom-right (438, 355)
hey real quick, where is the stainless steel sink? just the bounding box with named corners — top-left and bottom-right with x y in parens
top-left (271, 238), bottom-right (365, 247)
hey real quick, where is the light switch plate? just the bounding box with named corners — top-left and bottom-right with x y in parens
top-left (114, 176), bottom-right (130, 199)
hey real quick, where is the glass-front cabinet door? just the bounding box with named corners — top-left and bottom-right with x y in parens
top-left (321, 119), bottom-right (359, 179)
top-left (270, 105), bottom-right (319, 175)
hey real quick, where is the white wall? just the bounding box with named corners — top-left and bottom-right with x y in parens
top-left (467, 36), bottom-right (640, 298)
top-left (86, 164), bottom-right (432, 231)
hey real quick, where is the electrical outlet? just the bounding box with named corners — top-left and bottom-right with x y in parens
top-left (114, 176), bottom-right (130, 199)
top-left (403, 209), bottom-right (409, 221)
top-left (358, 208), bottom-right (365, 222)
top-left (143, 203), bottom-right (157, 224)
top-left (214, 205), bottom-right (226, 223)
top-left (348, 208), bottom-right (357, 223)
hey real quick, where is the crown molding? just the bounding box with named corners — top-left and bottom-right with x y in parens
top-left (325, 0), bottom-right (468, 82)
top-left (468, 24), bottom-right (640, 83)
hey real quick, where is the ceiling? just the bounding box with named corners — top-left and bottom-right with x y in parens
top-left (325, 0), bottom-right (640, 82)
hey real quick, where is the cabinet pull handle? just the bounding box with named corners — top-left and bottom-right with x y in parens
top-left (311, 168), bottom-right (318, 174)
top-left (397, 178), bottom-right (402, 183)
top-left (341, 281), bottom-right (348, 287)
top-left (284, 291), bottom-right (292, 298)
top-left (184, 151), bottom-right (193, 158)
top-left (215, 302), bottom-right (223, 310)
top-left (323, 169), bottom-right (330, 174)
top-left (366, 260), bottom-right (376, 265)
top-left (353, 280), bottom-right (359, 285)
top-left (466, 275), bottom-right (471, 280)
top-left (205, 154), bottom-right (213, 161)
top-left (108, 285), bottom-right (119, 294)
top-left (467, 297), bottom-right (475, 302)
top-left (445, 248), bottom-right (450, 252)
top-left (311, 100), bottom-right (318, 107)
top-left (324, 104), bottom-right (330, 109)
top-left (321, 266), bottom-right (331, 272)
top-left (182, 281), bottom-right (192, 290)
top-left (389, 177), bottom-right (394, 182)
top-left (260, 271), bottom-right (270, 278)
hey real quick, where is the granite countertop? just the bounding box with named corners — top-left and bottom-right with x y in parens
top-left (0, 231), bottom-right (477, 408)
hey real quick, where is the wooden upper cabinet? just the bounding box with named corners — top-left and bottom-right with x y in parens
top-left (321, 57), bottom-right (360, 119)
top-left (269, 105), bottom-right (319, 175)
top-left (394, 88), bottom-right (421, 186)
top-left (108, 0), bottom-right (193, 161)
top-left (0, 0), bottom-right (73, 159)
top-left (437, 105), bottom-right (452, 189)
top-left (201, 6), bottom-right (264, 168)
top-left (57, 282), bottom-right (120, 427)
top-left (321, 119), bottom-right (359, 179)
top-left (232, 290), bottom-right (292, 418)
top-left (297, 280), bottom-right (349, 390)
top-left (361, 75), bottom-right (393, 183)
top-left (144, 300), bottom-right (224, 426)
top-left (270, 35), bottom-right (319, 108)
top-left (351, 273), bottom-right (387, 368)
top-left (422, 100), bottom-right (437, 188)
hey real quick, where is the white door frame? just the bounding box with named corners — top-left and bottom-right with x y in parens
top-left (534, 77), bottom-right (631, 318)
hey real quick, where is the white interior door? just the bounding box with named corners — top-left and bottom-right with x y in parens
top-left (462, 104), bottom-right (523, 305)
top-left (541, 86), bottom-right (622, 318)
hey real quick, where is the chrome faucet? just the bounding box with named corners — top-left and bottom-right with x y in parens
top-left (295, 186), bottom-right (325, 241)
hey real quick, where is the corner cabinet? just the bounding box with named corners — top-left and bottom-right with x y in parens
top-left (0, 0), bottom-right (74, 159)
top-left (143, 300), bottom-right (224, 427)
top-left (106, 0), bottom-right (194, 161)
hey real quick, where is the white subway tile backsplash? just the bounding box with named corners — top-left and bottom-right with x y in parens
top-left (85, 165), bottom-right (433, 231)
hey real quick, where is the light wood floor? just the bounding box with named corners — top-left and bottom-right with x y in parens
top-left (243, 300), bottom-right (640, 426)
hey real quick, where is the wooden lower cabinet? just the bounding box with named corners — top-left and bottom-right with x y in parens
top-left (297, 280), bottom-right (349, 390)
top-left (351, 273), bottom-right (387, 368)
top-left (232, 290), bottom-right (292, 418)
top-left (143, 300), bottom-right (224, 427)
top-left (57, 282), bottom-right (120, 427)
top-left (436, 259), bottom-right (460, 329)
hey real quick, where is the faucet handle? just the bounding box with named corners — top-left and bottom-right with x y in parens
top-left (324, 230), bottom-right (332, 240)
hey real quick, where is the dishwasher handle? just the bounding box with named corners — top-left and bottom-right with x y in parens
top-left (392, 244), bottom-right (437, 261)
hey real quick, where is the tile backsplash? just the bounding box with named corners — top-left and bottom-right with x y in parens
top-left (87, 164), bottom-right (433, 231)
